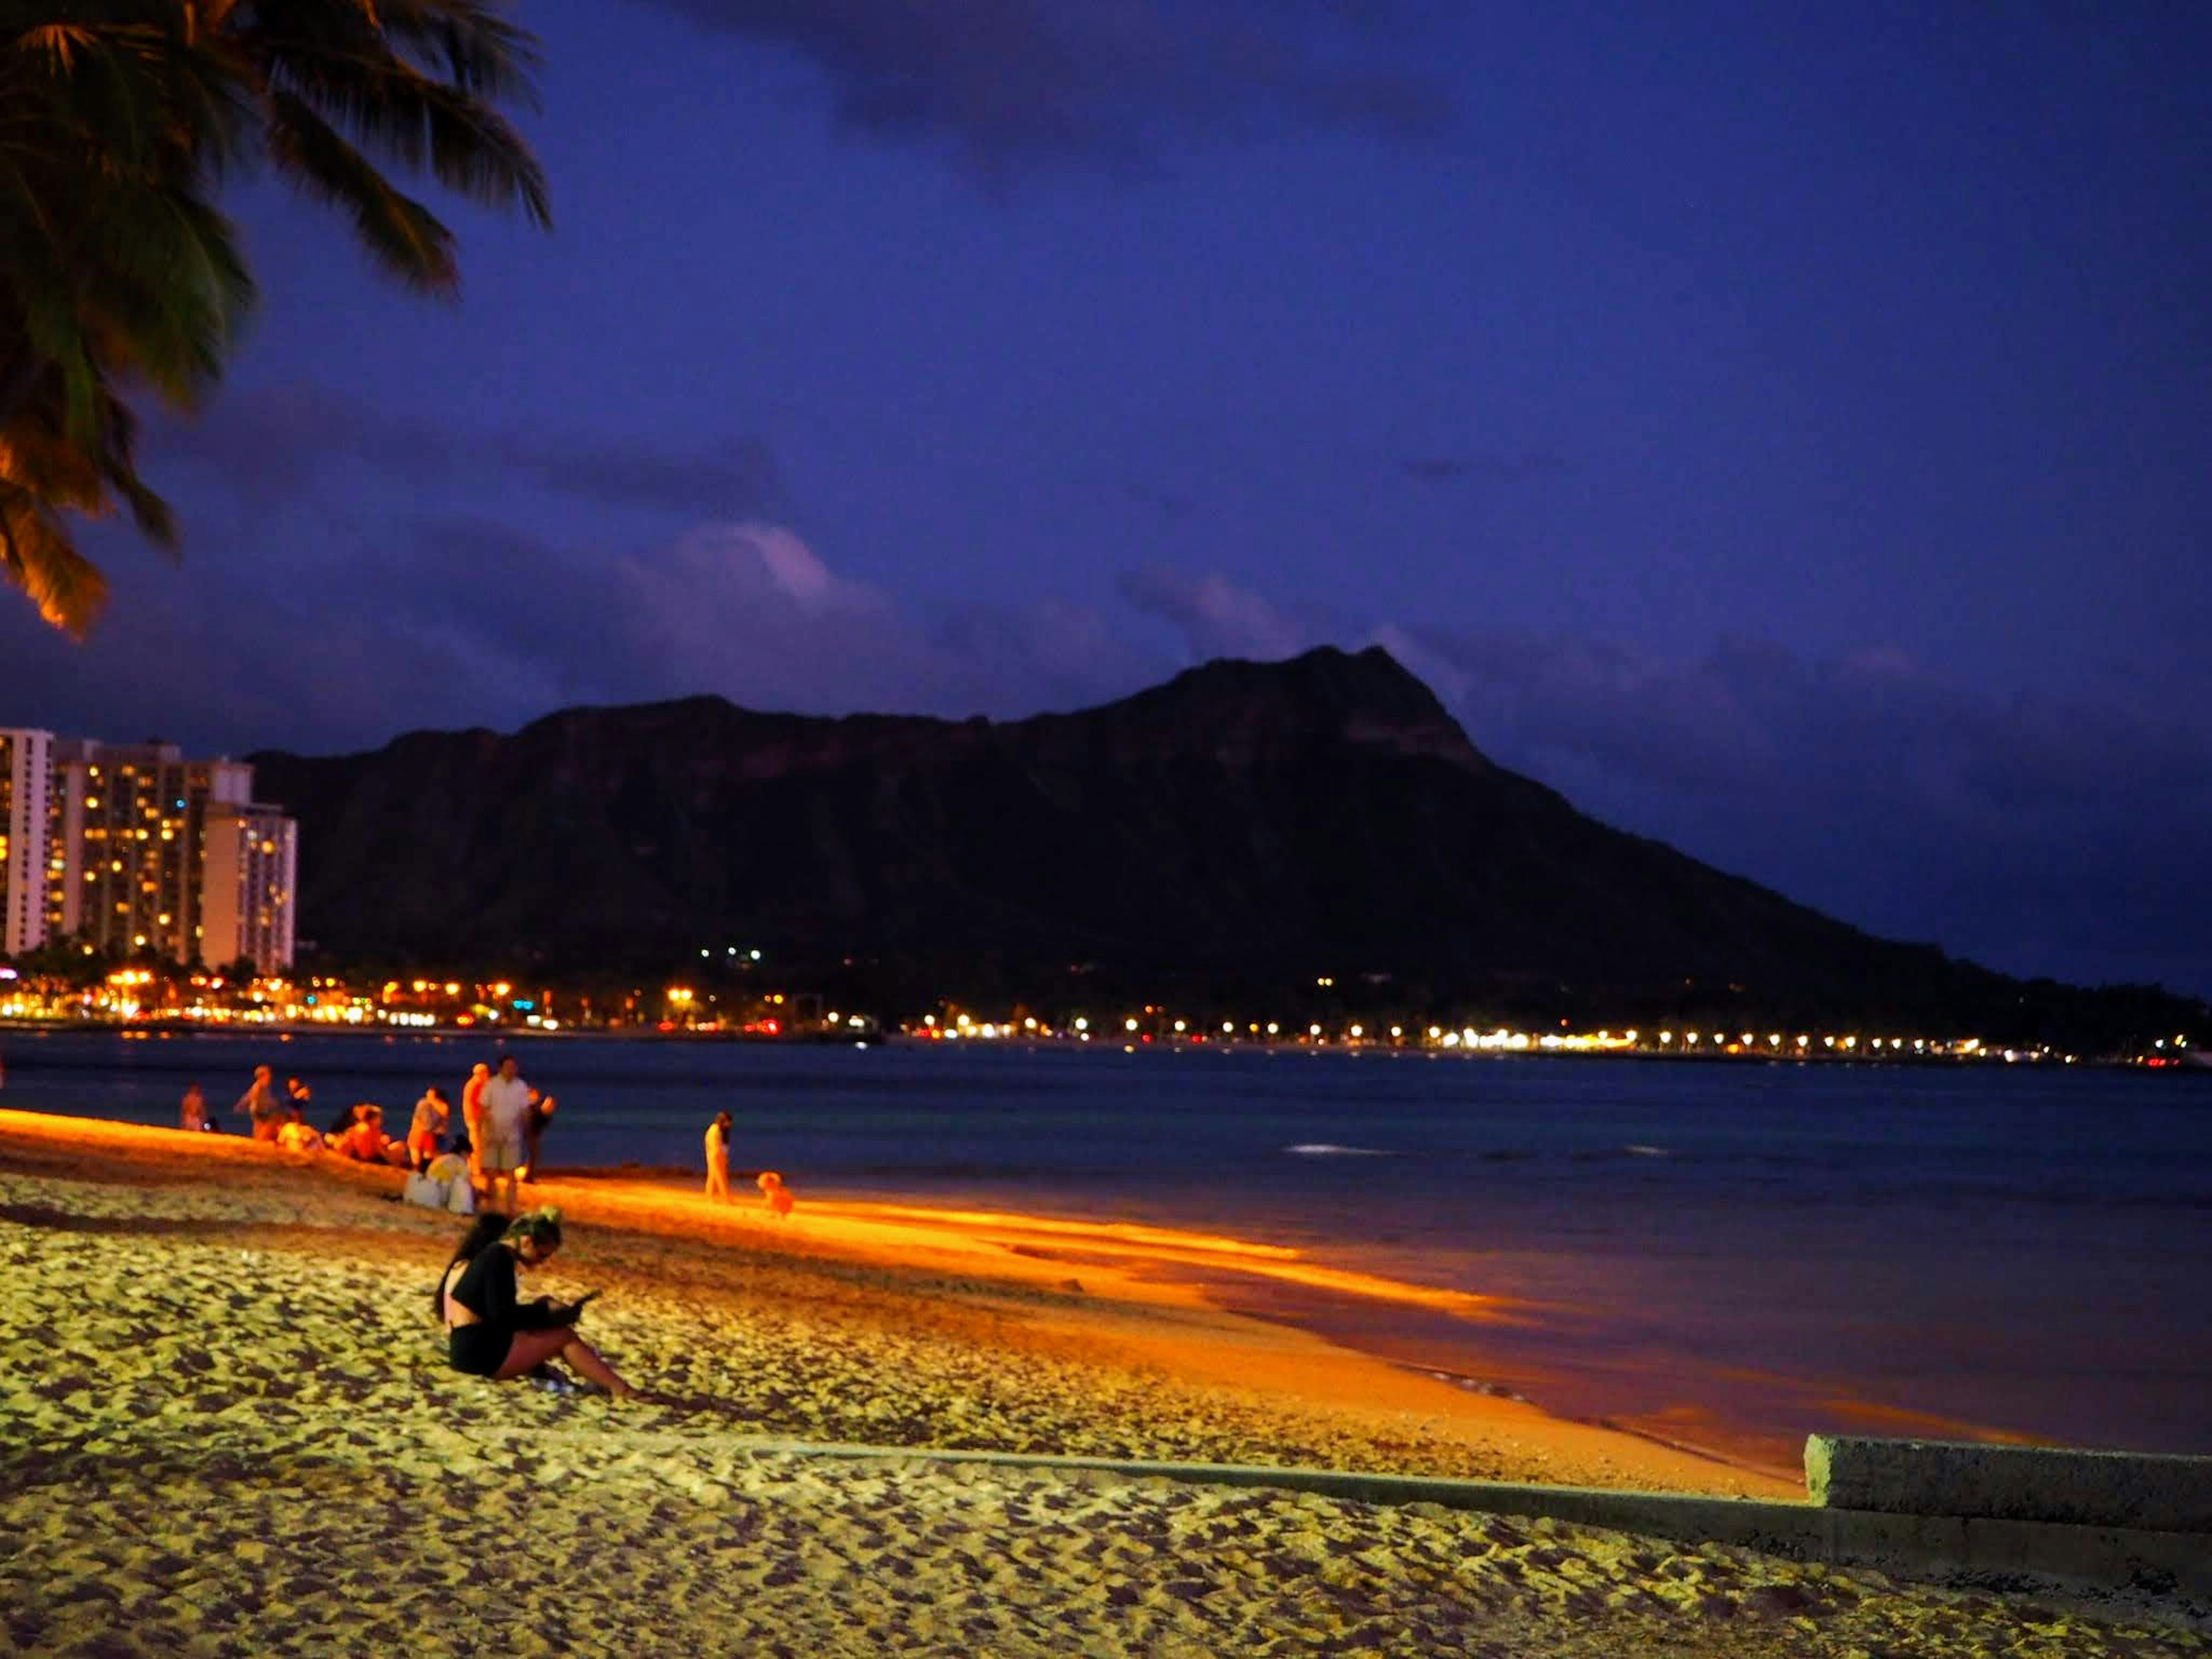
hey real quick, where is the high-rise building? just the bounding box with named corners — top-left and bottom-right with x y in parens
top-left (38, 737), bottom-right (293, 968)
top-left (0, 727), bottom-right (54, 957)
top-left (200, 802), bottom-right (298, 973)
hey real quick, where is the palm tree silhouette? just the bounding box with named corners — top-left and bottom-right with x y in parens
top-left (1, 0), bottom-right (549, 635)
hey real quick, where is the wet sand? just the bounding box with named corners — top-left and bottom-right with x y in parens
top-left (0, 1109), bottom-right (2203, 1657)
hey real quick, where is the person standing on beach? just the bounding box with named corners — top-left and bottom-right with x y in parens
top-left (521, 1089), bottom-right (556, 1185)
top-left (704, 1112), bottom-right (732, 1200)
top-left (180, 1084), bottom-right (208, 1133)
top-left (233, 1066), bottom-right (286, 1142)
top-left (461, 1062), bottom-right (491, 1190)
top-left (478, 1055), bottom-right (533, 1215)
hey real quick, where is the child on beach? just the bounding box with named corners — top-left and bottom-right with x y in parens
top-left (408, 1088), bottom-right (452, 1171)
top-left (704, 1112), bottom-right (732, 1200)
top-left (436, 1208), bottom-right (634, 1400)
top-left (180, 1085), bottom-right (208, 1133)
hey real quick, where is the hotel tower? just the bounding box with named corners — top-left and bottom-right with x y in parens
top-left (0, 727), bottom-right (54, 957)
top-left (7, 736), bottom-right (300, 972)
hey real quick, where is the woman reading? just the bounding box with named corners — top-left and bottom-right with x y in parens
top-left (435, 1208), bottom-right (635, 1399)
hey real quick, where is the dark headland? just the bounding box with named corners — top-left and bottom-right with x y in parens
top-left (249, 646), bottom-right (2200, 1049)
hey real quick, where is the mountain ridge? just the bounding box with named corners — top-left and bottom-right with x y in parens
top-left (246, 645), bottom-right (2166, 1036)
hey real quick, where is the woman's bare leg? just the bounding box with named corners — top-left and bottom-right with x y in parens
top-left (494, 1325), bottom-right (579, 1378)
top-left (491, 1326), bottom-right (635, 1399)
top-left (559, 1335), bottom-right (634, 1399)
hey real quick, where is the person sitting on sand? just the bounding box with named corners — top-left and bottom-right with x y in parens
top-left (757, 1169), bottom-right (794, 1218)
top-left (433, 1212), bottom-right (509, 1323)
top-left (704, 1112), bottom-right (732, 1201)
top-left (435, 1208), bottom-right (634, 1399)
top-left (333, 1104), bottom-right (400, 1163)
top-left (408, 1088), bottom-right (452, 1172)
top-left (276, 1119), bottom-right (326, 1153)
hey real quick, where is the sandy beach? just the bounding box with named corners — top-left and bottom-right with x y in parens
top-left (0, 1109), bottom-right (2202, 1657)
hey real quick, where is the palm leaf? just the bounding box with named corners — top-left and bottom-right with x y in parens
top-left (0, 480), bottom-right (109, 638)
top-left (260, 86), bottom-right (457, 289)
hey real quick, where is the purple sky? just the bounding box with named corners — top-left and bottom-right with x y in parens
top-left (5, 1), bottom-right (2209, 992)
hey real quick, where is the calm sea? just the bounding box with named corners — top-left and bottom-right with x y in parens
top-left (5, 1029), bottom-right (2207, 1471)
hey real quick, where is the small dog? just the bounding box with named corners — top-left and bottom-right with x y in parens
top-left (756, 1170), bottom-right (794, 1218)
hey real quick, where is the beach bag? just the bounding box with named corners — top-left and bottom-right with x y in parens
top-left (402, 1171), bottom-right (447, 1211)
top-left (446, 1179), bottom-right (476, 1215)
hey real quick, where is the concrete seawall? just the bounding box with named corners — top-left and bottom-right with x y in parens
top-left (1806, 1434), bottom-right (2212, 1533)
top-left (729, 1436), bottom-right (2212, 1604)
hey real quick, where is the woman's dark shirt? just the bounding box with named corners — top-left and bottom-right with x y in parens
top-left (445, 1241), bottom-right (563, 1376)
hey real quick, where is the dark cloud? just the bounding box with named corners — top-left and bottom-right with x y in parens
top-left (1401, 452), bottom-right (1571, 486)
top-left (0, 517), bottom-right (1157, 756)
top-left (157, 387), bottom-right (784, 519)
top-left (639, 0), bottom-right (1452, 172)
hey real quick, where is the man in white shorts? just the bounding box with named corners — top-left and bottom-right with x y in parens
top-left (478, 1054), bottom-right (534, 1215)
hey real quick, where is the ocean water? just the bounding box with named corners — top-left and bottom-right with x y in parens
top-left (4, 1028), bottom-right (2207, 1470)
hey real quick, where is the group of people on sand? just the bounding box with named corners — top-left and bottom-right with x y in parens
top-left (180, 1054), bottom-right (558, 1211)
top-left (429, 1111), bottom-right (798, 1402)
top-left (186, 1058), bottom-right (807, 1403)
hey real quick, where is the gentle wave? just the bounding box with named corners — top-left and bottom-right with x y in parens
top-left (1284, 1143), bottom-right (1395, 1157)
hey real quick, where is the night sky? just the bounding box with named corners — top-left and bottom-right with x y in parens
top-left (5, 2), bottom-right (2209, 993)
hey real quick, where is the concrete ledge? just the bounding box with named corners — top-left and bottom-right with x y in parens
top-left (1806, 1435), bottom-right (2212, 1532)
top-left (723, 1438), bottom-right (2212, 1601)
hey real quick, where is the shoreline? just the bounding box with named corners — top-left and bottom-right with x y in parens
top-left (0, 1103), bottom-right (2076, 1486)
top-left (0, 1105), bottom-right (1794, 1498)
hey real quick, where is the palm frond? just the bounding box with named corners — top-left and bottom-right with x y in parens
top-left (257, 44), bottom-right (548, 225)
top-left (0, 480), bottom-right (109, 638)
top-left (376, 0), bottom-right (542, 105)
top-left (261, 87), bottom-right (457, 290)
